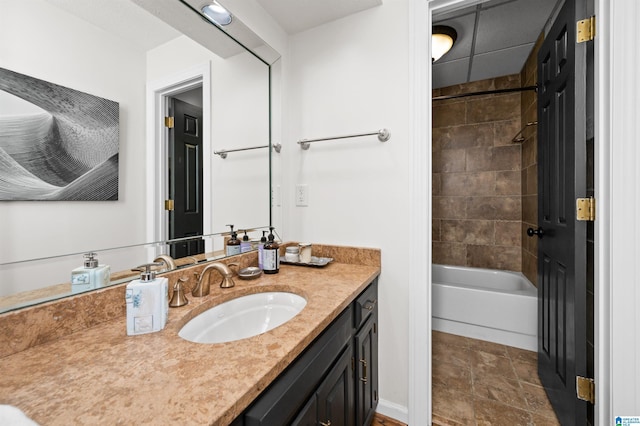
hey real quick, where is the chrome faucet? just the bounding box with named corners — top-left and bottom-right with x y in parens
top-left (154, 254), bottom-right (177, 272)
top-left (192, 262), bottom-right (236, 297)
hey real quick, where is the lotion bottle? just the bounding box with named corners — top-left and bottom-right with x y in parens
top-left (125, 263), bottom-right (168, 336)
top-left (71, 252), bottom-right (111, 293)
top-left (262, 227), bottom-right (280, 274)
top-left (226, 224), bottom-right (241, 256)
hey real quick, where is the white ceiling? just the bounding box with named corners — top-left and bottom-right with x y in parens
top-left (254, 0), bottom-right (383, 34)
top-left (433, 0), bottom-right (561, 88)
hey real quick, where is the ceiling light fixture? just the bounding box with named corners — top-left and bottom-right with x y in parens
top-left (432, 25), bottom-right (457, 62)
top-left (202, 1), bottom-right (233, 26)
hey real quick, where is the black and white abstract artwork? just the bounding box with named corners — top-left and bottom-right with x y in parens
top-left (0, 67), bottom-right (119, 201)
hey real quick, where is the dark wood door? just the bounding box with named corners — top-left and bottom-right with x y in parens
top-left (317, 347), bottom-right (355, 426)
top-left (536, 0), bottom-right (588, 423)
top-left (168, 98), bottom-right (204, 258)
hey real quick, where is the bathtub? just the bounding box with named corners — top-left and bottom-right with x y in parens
top-left (432, 264), bottom-right (538, 351)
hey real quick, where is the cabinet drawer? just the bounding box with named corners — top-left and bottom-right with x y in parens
top-left (354, 279), bottom-right (378, 330)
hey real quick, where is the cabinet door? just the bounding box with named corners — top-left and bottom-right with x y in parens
top-left (355, 316), bottom-right (378, 426)
top-left (317, 347), bottom-right (355, 426)
top-left (291, 396), bottom-right (317, 426)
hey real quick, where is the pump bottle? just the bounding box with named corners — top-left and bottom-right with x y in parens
top-left (262, 227), bottom-right (280, 274)
top-left (240, 230), bottom-right (252, 253)
top-left (125, 263), bottom-right (168, 335)
top-left (226, 224), bottom-right (241, 256)
top-left (258, 231), bottom-right (267, 270)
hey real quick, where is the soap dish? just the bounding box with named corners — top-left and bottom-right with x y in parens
top-left (280, 256), bottom-right (334, 268)
top-left (237, 266), bottom-right (263, 280)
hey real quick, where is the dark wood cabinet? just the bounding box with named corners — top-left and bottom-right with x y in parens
top-left (355, 316), bottom-right (378, 426)
top-left (235, 278), bottom-right (378, 426)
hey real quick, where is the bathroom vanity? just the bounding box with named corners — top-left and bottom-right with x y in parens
top-left (233, 279), bottom-right (378, 425)
top-left (0, 245), bottom-right (380, 426)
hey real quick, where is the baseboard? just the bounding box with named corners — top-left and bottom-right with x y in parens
top-left (376, 399), bottom-right (409, 424)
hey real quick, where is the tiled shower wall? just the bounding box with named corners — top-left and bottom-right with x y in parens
top-left (432, 75), bottom-right (523, 271)
top-left (520, 35), bottom-right (543, 285)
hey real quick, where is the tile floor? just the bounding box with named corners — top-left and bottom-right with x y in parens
top-left (432, 331), bottom-right (560, 425)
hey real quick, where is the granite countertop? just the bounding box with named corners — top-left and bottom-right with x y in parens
top-left (0, 260), bottom-right (380, 425)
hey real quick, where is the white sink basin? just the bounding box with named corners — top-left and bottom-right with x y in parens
top-left (178, 292), bottom-right (307, 344)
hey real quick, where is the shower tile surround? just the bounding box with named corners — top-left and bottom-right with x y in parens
top-left (433, 74), bottom-right (523, 272)
top-left (520, 34), bottom-right (543, 286)
top-left (433, 36), bottom-right (543, 283)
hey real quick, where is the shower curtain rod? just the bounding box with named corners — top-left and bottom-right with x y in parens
top-left (432, 85), bottom-right (537, 101)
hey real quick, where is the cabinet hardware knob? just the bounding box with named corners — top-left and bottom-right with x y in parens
top-left (364, 299), bottom-right (377, 310)
top-left (320, 421), bottom-right (331, 426)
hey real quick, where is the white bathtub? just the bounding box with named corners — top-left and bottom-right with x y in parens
top-left (432, 264), bottom-right (538, 351)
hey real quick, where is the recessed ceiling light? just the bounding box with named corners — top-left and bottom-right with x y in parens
top-left (432, 25), bottom-right (457, 62)
top-left (202, 1), bottom-right (232, 26)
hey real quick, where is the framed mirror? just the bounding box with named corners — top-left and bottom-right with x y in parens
top-left (0, 0), bottom-right (280, 313)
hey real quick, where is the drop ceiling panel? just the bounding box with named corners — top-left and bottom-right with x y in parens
top-left (469, 43), bottom-right (534, 82)
top-left (432, 0), bottom-right (560, 88)
top-left (474, 0), bottom-right (557, 54)
top-left (433, 58), bottom-right (471, 89)
top-left (434, 14), bottom-right (476, 62)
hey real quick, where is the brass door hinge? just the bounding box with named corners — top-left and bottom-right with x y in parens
top-left (164, 116), bottom-right (175, 128)
top-left (576, 376), bottom-right (595, 404)
top-left (164, 199), bottom-right (174, 211)
top-left (577, 16), bottom-right (596, 43)
top-left (576, 197), bottom-right (596, 221)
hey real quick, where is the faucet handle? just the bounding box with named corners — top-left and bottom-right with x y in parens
top-left (227, 263), bottom-right (239, 274)
top-left (169, 277), bottom-right (189, 308)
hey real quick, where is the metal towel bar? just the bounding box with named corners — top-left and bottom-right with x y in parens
top-left (214, 143), bottom-right (281, 159)
top-left (297, 129), bottom-right (390, 150)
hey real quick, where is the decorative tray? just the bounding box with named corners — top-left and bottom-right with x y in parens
top-left (280, 256), bottom-right (334, 268)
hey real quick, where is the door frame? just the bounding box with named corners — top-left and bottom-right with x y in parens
top-left (409, 0), bottom-right (625, 424)
top-left (145, 63), bottom-right (213, 256)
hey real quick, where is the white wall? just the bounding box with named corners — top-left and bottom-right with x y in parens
top-left (283, 1), bottom-right (411, 416)
top-left (0, 0), bottom-right (149, 262)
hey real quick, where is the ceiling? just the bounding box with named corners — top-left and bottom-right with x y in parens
top-left (254, 0), bottom-right (383, 35)
top-left (432, 0), bottom-right (561, 88)
top-left (50, 0), bottom-right (561, 88)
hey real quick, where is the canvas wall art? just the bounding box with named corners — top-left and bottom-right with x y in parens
top-left (0, 67), bottom-right (119, 201)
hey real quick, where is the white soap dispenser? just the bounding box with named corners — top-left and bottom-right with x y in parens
top-left (125, 263), bottom-right (169, 336)
top-left (71, 252), bottom-right (111, 293)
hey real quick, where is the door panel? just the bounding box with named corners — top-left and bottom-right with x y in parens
top-left (168, 98), bottom-right (204, 258)
top-left (536, 0), bottom-right (588, 424)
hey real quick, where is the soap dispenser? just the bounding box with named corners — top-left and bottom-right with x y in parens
top-left (71, 252), bottom-right (111, 293)
top-left (240, 230), bottom-right (252, 253)
top-left (125, 263), bottom-right (169, 336)
top-left (258, 230), bottom-right (267, 270)
top-left (262, 227), bottom-right (280, 274)
top-left (226, 224), bottom-right (241, 256)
